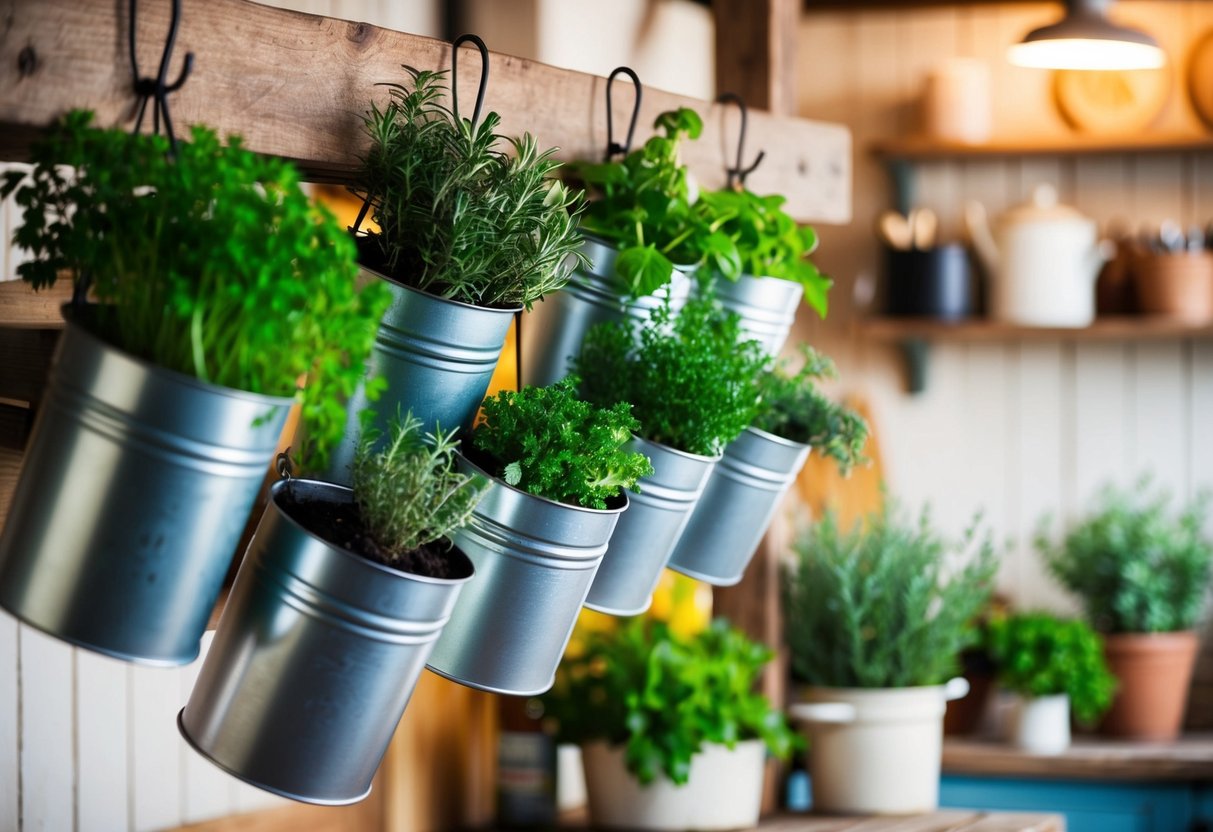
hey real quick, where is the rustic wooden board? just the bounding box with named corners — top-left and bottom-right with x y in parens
top-left (943, 735), bottom-right (1213, 782)
top-left (0, 0), bottom-right (851, 224)
top-left (721, 811), bottom-right (1062, 831)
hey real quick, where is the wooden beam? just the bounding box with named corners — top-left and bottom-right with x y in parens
top-left (0, 0), bottom-right (850, 224)
top-left (712, 0), bottom-right (800, 116)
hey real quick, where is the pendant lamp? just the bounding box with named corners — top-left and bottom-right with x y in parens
top-left (1008, 0), bottom-right (1164, 71)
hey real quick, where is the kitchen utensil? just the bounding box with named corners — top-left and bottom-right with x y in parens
top-left (912, 207), bottom-right (938, 250)
top-left (1158, 219), bottom-right (1185, 253)
top-left (878, 211), bottom-right (913, 251)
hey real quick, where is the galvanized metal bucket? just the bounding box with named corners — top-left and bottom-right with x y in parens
top-left (0, 315), bottom-right (291, 666)
top-left (324, 269), bottom-right (518, 483)
top-left (179, 478), bottom-right (474, 805)
top-left (667, 426), bottom-right (811, 586)
top-left (702, 273), bottom-right (804, 357)
top-left (519, 235), bottom-right (692, 388)
top-left (584, 436), bottom-right (717, 616)
top-left (426, 454), bottom-right (626, 695)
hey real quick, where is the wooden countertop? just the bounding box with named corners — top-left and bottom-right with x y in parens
top-left (943, 735), bottom-right (1213, 782)
top-left (753, 811), bottom-right (1062, 831)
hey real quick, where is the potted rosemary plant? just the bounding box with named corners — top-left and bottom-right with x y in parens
top-left (1039, 480), bottom-right (1213, 740)
top-left (425, 378), bottom-right (652, 695)
top-left (0, 111), bottom-right (387, 665)
top-left (985, 612), bottom-right (1116, 755)
top-left (543, 617), bottom-right (798, 831)
top-left (574, 295), bottom-right (768, 615)
top-left (783, 505), bottom-right (997, 814)
top-left (180, 412), bottom-right (485, 805)
top-left (668, 346), bottom-right (869, 586)
top-left (330, 64), bottom-right (586, 479)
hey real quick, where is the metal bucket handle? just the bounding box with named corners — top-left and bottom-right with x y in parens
top-left (787, 677), bottom-right (970, 726)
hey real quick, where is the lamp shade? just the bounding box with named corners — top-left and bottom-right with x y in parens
top-left (1008, 0), bottom-right (1165, 71)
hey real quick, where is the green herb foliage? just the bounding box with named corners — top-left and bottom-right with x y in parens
top-left (472, 378), bottom-right (653, 509)
top-left (353, 410), bottom-right (487, 564)
top-left (575, 108), bottom-right (729, 296)
top-left (985, 612), bottom-right (1116, 724)
top-left (1039, 479), bottom-right (1213, 633)
top-left (575, 296), bottom-right (767, 457)
top-left (1, 110), bottom-right (388, 472)
top-left (695, 188), bottom-right (832, 318)
top-left (783, 506), bottom-right (998, 688)
top-left (357, 67), bottom-right (586, 309)
top-left (543, 618), bottom-right (799, 785)
top-left (752, 346), bottom-right (869, 474)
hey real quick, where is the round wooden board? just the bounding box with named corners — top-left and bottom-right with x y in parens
top-left (1054, 64), bottom-right (1171, 135)
top-left (1188, 29), bottom-right (1213, 131)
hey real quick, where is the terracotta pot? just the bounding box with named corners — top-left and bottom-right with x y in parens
top-left (1101, 631), bottom-right (1199, 740)
top-left (1132, 252), bottom-right (1213, 324)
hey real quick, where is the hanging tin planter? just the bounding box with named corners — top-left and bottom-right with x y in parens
top-left (426, 453), bottom-right (627, 695)
top-left (179, 477), bottom-right (474, 805)
top-left (584, 436), bottom-right (717, 617)
top-left (666, 426), bottom-right (810, 587)
top-left (519, 235), bottom-right (693, 388)
top-left (0, 315), bottom-right (292, 665)
top-left (700, 273), bottom-right (803, 358)
top-left (323, 270), bottom-right (518, 483)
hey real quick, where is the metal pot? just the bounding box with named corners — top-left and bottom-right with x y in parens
top-left (0, 313), bottom-right (291, 666)
top-left (179, 478), bottom-right (474, 805)
top-left (701, 272), bottom-right (803, 357)
top-left (519, 235), bottom-right (692, 388)
top-left (426, 453), bottom-right (626, 695)
top-left (584, 436), bottom-right (717, 617)
top-left (667, 426), bottom-right (810, 586)
top-left (324, 268), bottom-right (518, 483)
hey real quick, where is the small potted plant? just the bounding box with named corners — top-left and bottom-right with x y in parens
top-left (573, 295), bottom-right (769, 615)
top-left (0, 110), bottom-right (387, 666)
top-left (669, 345), bottom-right (869, 586)
top-left (521, 108), bottom-right (718, 387)
top-left (543, 617), bottom-right (799, 831)
top-left (180, 412), bottom-right (486, 805)
top-left (1039, 480), bottom-right (1213, 740)
top-left (693, 187), bottom-right (832, 355)
top-left (985, 612), bottom-right (1117, 755)
top-left (331, 65), bottom-right (587, 478)
top-left (784, 504), bottom-right (997, 814)
top-left (425, 378), bottom-right (653, 695)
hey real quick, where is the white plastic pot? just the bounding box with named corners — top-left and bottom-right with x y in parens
top-left (1009, 693), bottom-right (1070, 756)
top-left (788, 678), bottom-right (969, 815)
top-left (581, 740), bottom-right (765, 831)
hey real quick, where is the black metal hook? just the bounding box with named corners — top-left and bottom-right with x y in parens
top-left (604, 66), bottom-right (642, 162)
top-left (451, 33), bottom-right (490, 131)
top-left (717, 92), bottom-right (765, 189)
top-left (129, 0), bottom-right (194, 154)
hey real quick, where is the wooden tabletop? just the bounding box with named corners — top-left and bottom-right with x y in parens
top-left (743, 811), bottom-right (1062, 831)
top-left (943, 735), bottom-right (1213, 782)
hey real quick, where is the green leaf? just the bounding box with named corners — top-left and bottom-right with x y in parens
top-left (615, 245), bottom-right (675, 297)
top-left (503, 461), bottom-right (523, 486)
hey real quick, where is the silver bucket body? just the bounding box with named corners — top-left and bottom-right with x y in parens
top-left (426, 454), bottom-right (626, 695)
top-left (584, 436), bottom-right (717, 616)
top-left (703, 273), bottom-right (803, 357)
top-left (519, 236), bottom-right (693, 388)
top-left (667, 427), bottom-right (811, 586)
top-left (0, 316), bottom-right (291, 666)
top-left (325, 270), bottom-right (517, 483)
top-left (179, 478), bottom-right (473, 805)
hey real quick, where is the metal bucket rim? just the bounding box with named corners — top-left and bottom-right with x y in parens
top-left (424, 664), bottom-right (556, 697)
top-left (458, 451), bottom-right (630, 517)
top-left (741, 424), bottom-right (812, 452)
top-left (60, 307), bottom-right (297, 408)
top-left (632, 433), bottom-right (723, 465)
top-left (576, 232), bottom-right (699, 283)
top-left (356, 263), bottom-right (524, 316)
top-left (269, 479), bottom-right (477, 585)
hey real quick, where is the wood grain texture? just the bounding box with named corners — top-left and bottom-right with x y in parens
top-left (943, 735), bottom-right (1213, 781)
top-left (736, 812), bottom-right (1062, 831)
top-left (712, 0), bottom-right (800, 116)
top-left (171, 787), bottom-right (382, 832)
top-left (0, 0), bottom-right (851, 224)
top-left (873, 132), bottom-right (1213, 160)
top-left (0, 281), bottom-right (69, 329)
top-left (857, 317), bottom-right (1213, 342)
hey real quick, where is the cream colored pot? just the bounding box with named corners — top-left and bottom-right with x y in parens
top-left (1009, 693), bottom-right (1070, 755)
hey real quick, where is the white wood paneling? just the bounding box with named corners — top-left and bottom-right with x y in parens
top-left (180, 634), bottom-right (236, 824)
top-left (76, 651), bottom-right (130, 832)
top-left (1130, 342), bottom-right (1189, 491)
top-left (1071, 343), bottom-right (1131, 506)
top-left (131, 664), bottom-right (183, 832)
top-left (18, 627), bottom-right (74, 832)
top-left (0, 614), bottom-right (18, 832)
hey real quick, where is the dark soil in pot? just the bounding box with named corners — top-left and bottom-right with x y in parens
top-left (279, 492), bottom-right (465, 580)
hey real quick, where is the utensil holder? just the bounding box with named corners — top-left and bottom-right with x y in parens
top-left (1132, 252), bottom-right (1213, 324)
top-left (884, 244), bottom-right (973, 319)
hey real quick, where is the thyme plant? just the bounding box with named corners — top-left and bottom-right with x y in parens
top-left (356, 67), bottom-right (586, 309)
top-left (1, 110), bottom-right (388, 472)
top-left (783, 505), bottom-right (998, 688)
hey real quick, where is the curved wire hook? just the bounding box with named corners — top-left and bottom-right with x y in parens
top-left (451, 33), bottom-right (490, 131)
top-left (129, 0), bottom-right (194, 154)
top-left (717, 92), bottom-right (765, 189)
top-left (604, 66), bottom-right (642, 161)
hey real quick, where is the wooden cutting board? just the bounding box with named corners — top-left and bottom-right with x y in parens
top-left (1054, 64), bottom-right (1171, 135)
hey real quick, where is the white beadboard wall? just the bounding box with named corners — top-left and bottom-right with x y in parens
top-left (792, 0), bottom-right (1213, 723)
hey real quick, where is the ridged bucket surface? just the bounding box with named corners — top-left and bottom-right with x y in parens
top-left (519, 235), bottom-right (693, 388)
top-left (427, 453), bottom-right (626, 695)
top-left (700, 273), bottom-right (803, 357)
top-left (325, 269), bottom-right (518, 483)
top-left (179, 479), bottom-right (473, 805)
top-left (667, 427), bottom-right (810, 587)
top-left (0, 316), bottom-right (291, 666)
top-left (584, 436), bottom-right (717, 617)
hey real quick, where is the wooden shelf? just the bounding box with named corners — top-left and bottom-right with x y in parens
top-left (0, 280), bottom-right (69, 329)
top-left (943, 735), bottom-right (1213, 783)
top-left (557, 809), bottom-right (1062, 832)
top-left (859, 316), bottom-right (1213, 343)
top-left (872, 133), bottom-right (1213, 162)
